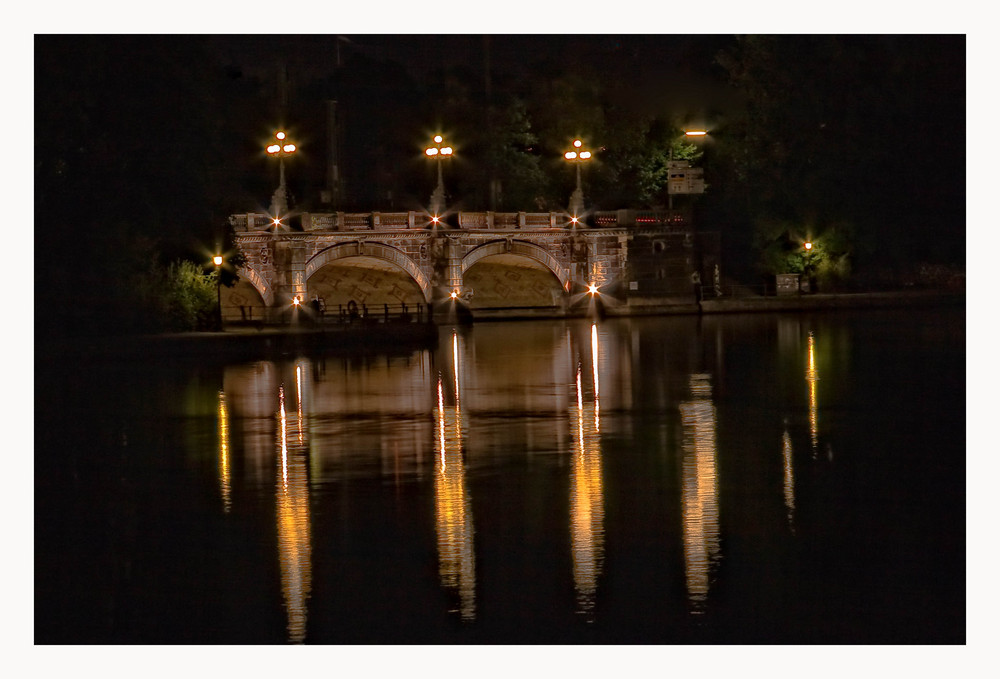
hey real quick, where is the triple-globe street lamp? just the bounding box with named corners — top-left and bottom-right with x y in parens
top-left (266, 131), bottom-right (297, 223)
top-left (564, 139), bottom-right (593, 219)
top-left (424, 134), bottom-right (453, 220)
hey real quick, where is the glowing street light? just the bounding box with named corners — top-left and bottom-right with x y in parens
top-left (425, 134), bottom-right (453, 219)
top-left (588, 283), bottom-right (599, 295)
top-left (565, 139), bottom-right (593, 218)
top-left (802, 240), bottom-right (815, 292)
top-left (213, 254), bottom-right (224, 331)
top-left (668, 129), bottom-right (708, 211)
top-left (267, 130), bottom-right (298, 221)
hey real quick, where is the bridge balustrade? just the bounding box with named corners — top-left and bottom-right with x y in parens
top-left (343, 214), bottom-right (372, 230)
top-left (230, 210), bottom-right (691, 233)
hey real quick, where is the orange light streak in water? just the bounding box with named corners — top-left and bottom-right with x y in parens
top-left (680, 374), bottom-right (720, 612)
top-left (434, 343), bottom-right (476, 620)
top-left (275, 381), bottom-right (311, 643)
top-left (806, 332), bottom-right (819, 454)
top-left (279, 386), bottom-right (288, 489)
top-left (591, 323), bottom-right (601, 433)
top-left (295, 364), bottom-right (304, 445)
top-left (782, 425), bottom-right (795, 530)
top-left (570, 356), bottom-right (604, 621)
top-left (217, 390), bottom-right (231, 513)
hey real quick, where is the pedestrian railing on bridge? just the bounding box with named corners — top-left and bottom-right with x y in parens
top-left (311, 301), bottom-right (433, 326)
top-left (230, 209), bottom-right (693, 233)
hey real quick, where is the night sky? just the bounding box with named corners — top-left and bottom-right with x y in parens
top-left (34, 31), bottom-right (967, 266)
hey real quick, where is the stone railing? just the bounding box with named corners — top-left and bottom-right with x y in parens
top-left (229, 209), bottom-right (691, 233)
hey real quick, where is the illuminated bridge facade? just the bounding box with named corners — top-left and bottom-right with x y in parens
top-left (225, 209), bottom-right (720, 323)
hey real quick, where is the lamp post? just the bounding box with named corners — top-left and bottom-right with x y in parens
top-left (564, 139), bottom-right (593, 219)
top-left (802, 241), bottom-right (814, 293)
top-left (266, 131), bottom-right (297, 221)
top-left (425, 134), bottom-right (453, 219)
top-left (213, 255), bottom-right (224, 330)
top-left (668, 130), bottom-right (707, 212)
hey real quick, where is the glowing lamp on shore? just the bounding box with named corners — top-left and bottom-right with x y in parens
top-left (588, 283), bottom-right (599, 295)
top-left (450, 291), bottom-right (458, 299)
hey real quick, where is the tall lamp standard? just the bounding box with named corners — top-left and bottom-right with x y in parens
top-left (213, 255), bottom-right (224, 331)
top-left (802, 240), bottom-right (814, 293)
top-left (424, 134), bottom-right (453, 219)
top-left (564, 139), bottom-right (593, 219)
top-left (266, 131), bottom-right (298, 222)
top-left (668, 129), bottom-right (707, 212)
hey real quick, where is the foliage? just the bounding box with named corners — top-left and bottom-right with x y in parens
top-left (752, 217), bottom-right (858, 291)
top-left (162, 260), bottom-right (221, 332)
top-left (714, 35), bottom-right (965, 273)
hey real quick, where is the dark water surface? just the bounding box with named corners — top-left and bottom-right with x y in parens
top-left (35, 308), bottom-right (965, 644)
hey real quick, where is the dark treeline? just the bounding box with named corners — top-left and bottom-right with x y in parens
top-left (35, 34), bottom-right (964, 336)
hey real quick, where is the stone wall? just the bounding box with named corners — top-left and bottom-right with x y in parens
top-left (229, 211), bottom-right (714, 318)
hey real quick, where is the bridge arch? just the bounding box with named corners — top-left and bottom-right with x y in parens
top-left (236, 265), bottom-right (274, 306)
top-left (462, 239), bottom-right (571, 291)
top-left (306, 241), bottom-right (433, 303)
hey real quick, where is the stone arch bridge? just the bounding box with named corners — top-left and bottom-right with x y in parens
top-left (225, 210), bottom-right (719, 323)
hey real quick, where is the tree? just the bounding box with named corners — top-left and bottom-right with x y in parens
top-left (714, 35), bottom-right (965, 279)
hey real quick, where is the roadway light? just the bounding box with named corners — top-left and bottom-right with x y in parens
top-left (565, 138), bottom-right (593, 218)
top-left (802, 241), bottom-right (815, 293)
top-left (588, 283), bottom-right (599, 295)
top-left (213, 255), bottom-right (224, 330)
top-left (425, 134), bottom-right (453, 217)
top-left (668, 129), bottom-right (708, 212)
top-left (266, 130), bottom-right (297, 220)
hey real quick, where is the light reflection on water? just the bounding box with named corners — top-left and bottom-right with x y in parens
top-left (275, 384), bottom-right (311, 643)
top-left (569, 325), bottom-right (605, 620)
top-left (434, 331), bottom-right (476, 620)
top-left (56, 309), bottom-right (962, 643)
top-left (217, 390), bottom-right (231, 514)
top-left (679, 373), bottom-right (720, 611)
top-left (215, 321), bottom-right (748, 633)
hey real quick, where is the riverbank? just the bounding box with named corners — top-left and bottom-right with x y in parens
top-left (698, 289), bottom-right (961, 315)
top-left (40, 289), bottom-right (962, 362)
